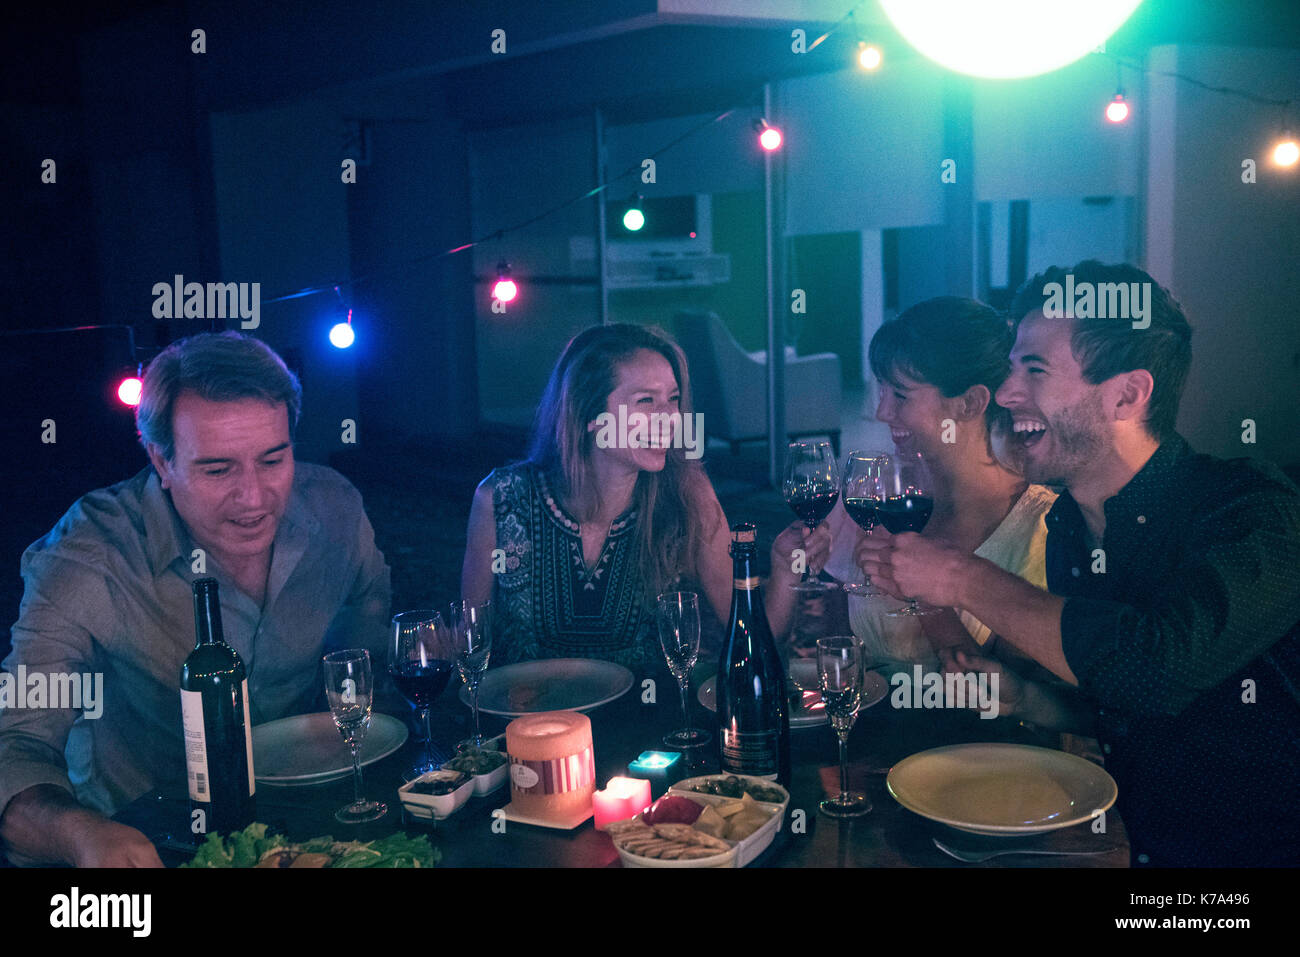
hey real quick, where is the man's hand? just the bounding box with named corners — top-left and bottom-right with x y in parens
top-left (0, 785), bottom-right (163, 867)
top-left (855, 531), bottom-right (973, 607)
top-left (65, 814), bottom-right (165, 868)
top-left (770, 520), bottom-right (831, 583)
top-left (938, 646), bottom-right (1023, 718)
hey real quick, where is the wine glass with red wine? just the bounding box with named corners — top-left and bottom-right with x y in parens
top-left (840, 450), bottom-right (891, 596)
top-left (390, 610), bottom-right (455, 776)
top-left (879, 451), bottom-right (939, 617)
top-left (782, 440), bottom-right (840, 594)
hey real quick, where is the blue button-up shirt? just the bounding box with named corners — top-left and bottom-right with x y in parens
top-left (0, 463), bottom-right (391, 826)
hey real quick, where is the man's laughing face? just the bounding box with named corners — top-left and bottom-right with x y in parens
top-left (995, 311), bottom-right (1109, 486)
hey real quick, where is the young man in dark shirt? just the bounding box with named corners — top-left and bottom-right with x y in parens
top-left (859, 261), bottom-right (1300, 866)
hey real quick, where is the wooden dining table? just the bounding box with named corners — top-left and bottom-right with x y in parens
top-left (112, 662), bottom-right (1128, 869)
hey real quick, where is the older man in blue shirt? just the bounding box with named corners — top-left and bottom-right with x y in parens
top-left (0, 332), bottom-right (391, 866)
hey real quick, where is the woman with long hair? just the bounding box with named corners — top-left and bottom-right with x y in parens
top-left (461, 323), bottom-right (731, 671)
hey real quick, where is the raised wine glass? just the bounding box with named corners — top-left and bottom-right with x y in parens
top-left (390, 610), bottom-right (454, 777)
top-left (447, 599), bottom-right (493, 750)
top-left (816, 635), bottom-right (871, 818)
top-left (323, 648), bottom-right (388, 824)
top-left (657, 591), bottom-right (710, 749)
top-left (879, 450), bottom-right (940, 617)
top-left (782, 440), bottom-right (840, 594)
top-left (840, 450), bottom-right (891, 597)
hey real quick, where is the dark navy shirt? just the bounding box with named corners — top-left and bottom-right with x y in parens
top-left (1047, 435), bottom-right (1300, 867)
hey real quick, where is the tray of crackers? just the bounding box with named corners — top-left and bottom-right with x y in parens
top-left (606, 818), bottom-right (737, 867)
top-left (606, 778), bottom-right (789, 868)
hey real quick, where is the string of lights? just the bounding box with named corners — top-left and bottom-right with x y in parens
top-left (262, 103), bottom-right (745, 307)
top-left (253, 1), bottom-right (1296, 344)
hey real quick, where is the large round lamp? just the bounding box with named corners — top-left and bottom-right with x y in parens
top-left (878, 0), bottom-right (1144, 79)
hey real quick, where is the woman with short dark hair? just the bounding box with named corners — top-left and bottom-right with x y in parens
top-left (768, 297), bottom-right (1059, 682)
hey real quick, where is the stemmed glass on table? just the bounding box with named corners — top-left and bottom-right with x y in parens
top-left (782, 440), bottom-right (840, 594)
top-left (323, 648), bottom-right (388, 824)
top-left (657, 591), bottom-right (710, 749)
top-left (390, 610), bottom-right (455, 777)
top-left (840, 450), bottom-right (891, 596)
top-left (447, 599), bottom-right (493, 750)
top-left (816, 636), bottom-right (871, 818)
top-left (879, 450), bottom-right (938, 617)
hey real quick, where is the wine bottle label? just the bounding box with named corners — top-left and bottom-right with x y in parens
top-left (732, 576), bottom-right (760, 590)
top-left (241, 679), bottom-right (255, 797)
top-left (180, 689), bottom-right (210, 802)
top-left (720, 728), bottom-right (779, 779)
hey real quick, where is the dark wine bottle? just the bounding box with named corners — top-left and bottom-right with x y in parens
top-left (716, 523), bottom-right (791, 786)
top-left (180, 578), bottom-right (255, 837)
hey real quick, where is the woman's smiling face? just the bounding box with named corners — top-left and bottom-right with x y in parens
top-left (874, 367), bottom-right (954, 460)
top-left (589, 348), bottom-right (681, 474)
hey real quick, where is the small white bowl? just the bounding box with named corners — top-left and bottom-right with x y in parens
top-left (440, 734), bottom-right (509, 796)
top-left (398, 770), bottom-right (475, 821)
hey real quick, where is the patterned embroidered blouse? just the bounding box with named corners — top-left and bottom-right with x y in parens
top-left (487, 463), bottom-right (659, 670)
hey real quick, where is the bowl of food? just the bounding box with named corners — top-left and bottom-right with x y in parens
top-left (672, 773), bottom-right (790, 806)
top-left (440, 735), bottom-right (509, 796)
top-left (606, 787), bottom-right (786, 868)
top-left (398, 769), bottom-right (475, 821)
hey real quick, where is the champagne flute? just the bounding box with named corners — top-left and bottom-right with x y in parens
top-left (448, 599), bottom-right (493, 750)
top-left (879, 450), bottom-right (940, 617)
top-left (657, 591), bottom-right (710, 748)
top-left (840, 450), bottom-right (891, 596)
top-left (816, 636), bottom-right (871, 818)
top-left (323, 649), bottom-right (388, 824)
top-left (390, 610), bottom-right (454, 777)
top-left (782, 440), bottom-right (840, 594)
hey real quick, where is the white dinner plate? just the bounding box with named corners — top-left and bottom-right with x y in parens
top-left (886, 743), bottom-right (1118, 836)
top-left (459, 658), bottom-right (634, 717)
top-left (697, 664), bottom-right (889, 729)
top-left (252, 712), bottom-right (409, 786)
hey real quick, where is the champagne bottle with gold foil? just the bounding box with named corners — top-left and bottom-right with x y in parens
top-left (716, 523), bottom-right (791, 786)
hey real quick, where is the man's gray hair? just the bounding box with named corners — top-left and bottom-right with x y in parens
top-left (136, 332), bottom-right (302, 461)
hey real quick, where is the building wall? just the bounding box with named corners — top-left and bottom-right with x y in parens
top-left (1146, 44), bottom-right (1300, 468)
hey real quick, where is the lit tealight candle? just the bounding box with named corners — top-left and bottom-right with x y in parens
top-left (592, 776), bottom-right (653, 831)
top-left (627, 750), bottom-right (684, 798)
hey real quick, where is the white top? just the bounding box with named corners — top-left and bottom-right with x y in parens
top-left (821, 485), bottom-right (1058, 668)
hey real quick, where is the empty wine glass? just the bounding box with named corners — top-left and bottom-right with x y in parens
top-left (782, 440), bottom-right (840, 594)
top-left (390, 610), bottom-right (453, 777)
top-left (448, 599), bottom-right (493, 750)
top-left (879, 450), bottom-right (940, 617)
top-left (323, 648), bottom-right (388, 824)
top-left (657, 591), bottom-right (710, 749)
top-left (816, 636), bottom-right (871, 818)
top-left (840, 450), bottom-right (891, 596)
